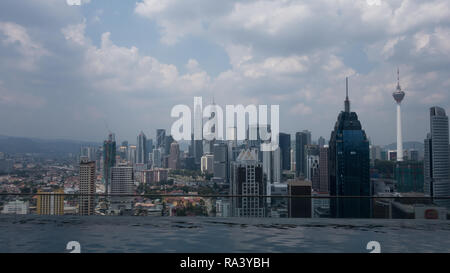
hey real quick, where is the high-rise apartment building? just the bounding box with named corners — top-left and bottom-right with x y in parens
top-left (37, 189), bottom-right (64, 215)
top-left (110, 165), bottom-right (134, 211)
top-left (79, 158), bottom-right (96, 216)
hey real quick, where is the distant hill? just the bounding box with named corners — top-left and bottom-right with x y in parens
top-left (383, 141), bottom-right (424, 151)
top-left (0, 135), bottom-right (100, 155)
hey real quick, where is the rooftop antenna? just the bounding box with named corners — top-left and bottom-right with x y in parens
top-left (345, 77), bottom-right (350, 113)
top-left (396, 67), bottom-right (402, 90)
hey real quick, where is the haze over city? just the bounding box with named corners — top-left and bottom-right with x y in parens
top-left (0, 0), bottom-right (449, 145)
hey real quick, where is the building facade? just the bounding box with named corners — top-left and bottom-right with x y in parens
top-left (103, 133), bottom-right (116, 194)
top-left (37, 189), bottom-right (64, 215)
top-left (288, 179), bottom-right (312, 218)
top-left (424, 106), bottom-right (450, 208)
top-left (230, 149), bottom-right (266, 217)
top-left (79, 158), bottom-right (96, 216)
top-left (328, 78), bottom-right (371, 218)
top-left (279, 133), bottom-right (291, 171)
top-left (295, 130), bottom-right (311, 178)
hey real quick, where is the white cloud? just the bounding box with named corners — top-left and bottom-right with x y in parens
top-left (1, 0), bottom-right (449, 144)
top-left (66, 0), bottom-right (91, 6)
top-left (0, 21), bottom-right (49, 70)
top-left (62, 21), bottom-right (210, 94)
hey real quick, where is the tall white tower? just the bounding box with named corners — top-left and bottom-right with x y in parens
top-left (393, 68), bottom-right (405, 161)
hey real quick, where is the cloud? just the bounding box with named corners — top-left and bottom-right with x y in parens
top-left (0, 0), bottom-right (449, 145)
top-left (66, 0), bottom-right (91, 6)
top-left (62, 21), bottom-right (210, 95)
top-left (0, 21), bottom-right (49, 70)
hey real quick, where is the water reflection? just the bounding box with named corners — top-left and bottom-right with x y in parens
top-left (1, 215), bottom-right (450, 253)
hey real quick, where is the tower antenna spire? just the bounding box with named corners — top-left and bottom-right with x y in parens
top-left (346, 77), bottom-right (348, 99)
top-left (393, 67), bottom-right (405, 162)
top-left (345, 77), bottom-right (350, 113)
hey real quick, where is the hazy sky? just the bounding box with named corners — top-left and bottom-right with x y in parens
top-left (0, 0), bottom-right (449, 146)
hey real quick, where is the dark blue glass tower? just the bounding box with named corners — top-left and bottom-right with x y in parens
top-left (329, 78), bottom-right (371, 218)
top-left (103, 133), bottom-right (116, 195)
top-left (279, 133), bottom-right (291, 171)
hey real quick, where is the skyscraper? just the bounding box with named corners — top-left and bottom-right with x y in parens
top-left (279, 133), bottom-right (291, 171)
top-left (193, 97), bottom-right (203, 166)
top-left (192, 133), bottom-right (203, 166)
top-left (156, 129), bottom-right (166, 149)
top-left (136, 131), bottom-right (148, 164)
top-left (290, 148), bottom-right (296, 172)
top-left (152, 148), bottom-right (162, 168)
top-left (319, 146), bottom-right (329, 193)
top-left (168, 141), bottom-right (180, 169)
top-left (424, 106), bottom-right (450, 208)
top-left (204, 99), bottom-right (218, 155)
top-left (295, 130), bottom-right (311, 178)
top-left (213, 142), bottom-right (228, 182)
top-left (318, 136), bottom-right (325, 148)
top-left (127, 145), bottom-right (136, 165)
top-left (103, 133), bottom-right (116, 195)
top-left (393, 68), bottom-right (406, 161)
top-left (306, 144), bottom-right (320, 190)
top-left (79, 158), bottom-right (96, 216)
top-left (230, 149), bottom-right (266, 217)
top-left (201, 154), bottom-right (214, 174)
top-left (329, 77), bottom-right (371, 218)
top-left (146, 139), bottom-right (153, 157)
top-left (263, 144), bottom-right (281, 201)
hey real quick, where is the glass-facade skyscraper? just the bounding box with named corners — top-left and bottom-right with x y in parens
top-left (103, 133), bottom-right (116, 195)
top-left (329, 78), bottom-right (371, 218)
top-left (156, 129), bottom-right (166, 149)
top-left (295, 130), bottom-right (311, 178)
top-left (279, 133), bottom-right (291, 171)
top-left (136, 131), bottom-right (148, 164)
top-left (424, 106), bottom-right (450, 208)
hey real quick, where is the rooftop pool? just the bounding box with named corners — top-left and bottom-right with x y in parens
top-left (1, 216), bottom-right (449, 253)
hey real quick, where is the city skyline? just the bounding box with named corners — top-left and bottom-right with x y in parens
top-left (0, 0), bottom-right (449, 146)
